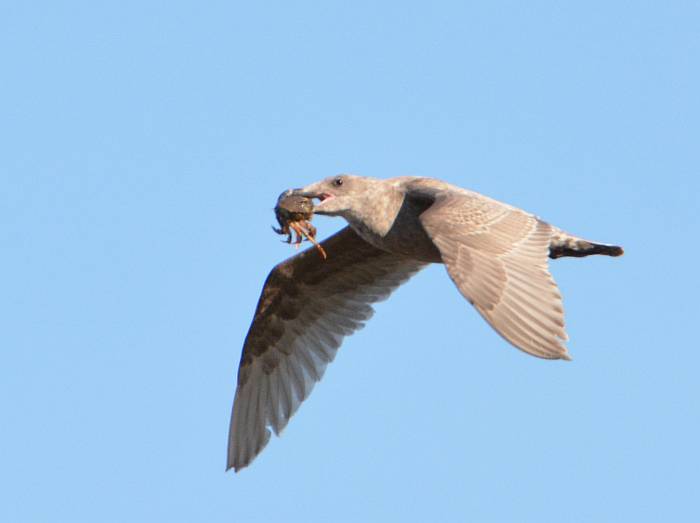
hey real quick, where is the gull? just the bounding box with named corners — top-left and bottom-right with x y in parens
top-left (228, 174), bottom-right (623, 471)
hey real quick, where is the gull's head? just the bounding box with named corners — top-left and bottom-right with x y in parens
top-left (298, 174), bottom-right (371, 217)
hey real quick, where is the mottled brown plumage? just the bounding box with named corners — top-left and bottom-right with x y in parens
top-left (228, 174), bottom-right (623, 471)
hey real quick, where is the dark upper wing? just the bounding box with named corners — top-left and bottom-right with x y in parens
top-left (228, 226), bottom-right (426, 471)
top-left (418, 189), bottom-right (570, 360)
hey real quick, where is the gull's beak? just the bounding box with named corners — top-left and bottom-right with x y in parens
top-left (294, 184), bottom-right (336, 212)
top-left (295, 190), bottom-right (320, 198)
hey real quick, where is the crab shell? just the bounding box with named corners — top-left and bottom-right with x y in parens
top-left (274, 193), bottom-right (315, 231)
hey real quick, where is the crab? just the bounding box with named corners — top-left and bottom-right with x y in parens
top-left (273, 190), bottom-right (327, 259)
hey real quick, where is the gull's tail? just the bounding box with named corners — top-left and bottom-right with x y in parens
top-left (548, 228), bottom-right (624, 259)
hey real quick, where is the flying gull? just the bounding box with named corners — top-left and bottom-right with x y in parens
top-left (228, 174), bottom-right (623, 471)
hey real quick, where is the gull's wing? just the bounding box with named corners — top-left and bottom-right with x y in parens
top-left (228, 226), bottom-right (426, 471)
top-left (418, 189), bottom-right (570, 360)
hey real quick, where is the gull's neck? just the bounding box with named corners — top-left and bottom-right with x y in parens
top-left (343, 181), bottom-right (404, 242)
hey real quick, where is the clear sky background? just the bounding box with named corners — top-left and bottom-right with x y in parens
top-left (2, 2), bottom-right (698, 522)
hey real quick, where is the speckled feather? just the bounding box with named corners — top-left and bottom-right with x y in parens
top-left (228, 227), bottom-right (425, 471)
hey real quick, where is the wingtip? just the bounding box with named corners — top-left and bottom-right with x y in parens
top-left (226, 462), bottom-right (242, 473)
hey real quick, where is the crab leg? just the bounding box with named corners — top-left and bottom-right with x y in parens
top-left (289, 222), bottom-right (306, 247)
top-left (293, 221), bottom-right (327, 260)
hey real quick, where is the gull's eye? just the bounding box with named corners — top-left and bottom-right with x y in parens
top-left (332, 176), bottom-right (344, 187)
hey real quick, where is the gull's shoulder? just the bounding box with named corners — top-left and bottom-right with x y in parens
top-left (388, 176), bottom-right (477, 198)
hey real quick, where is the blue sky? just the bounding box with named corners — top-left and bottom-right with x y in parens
top-left (2, 1), bottom-right (698, 521)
